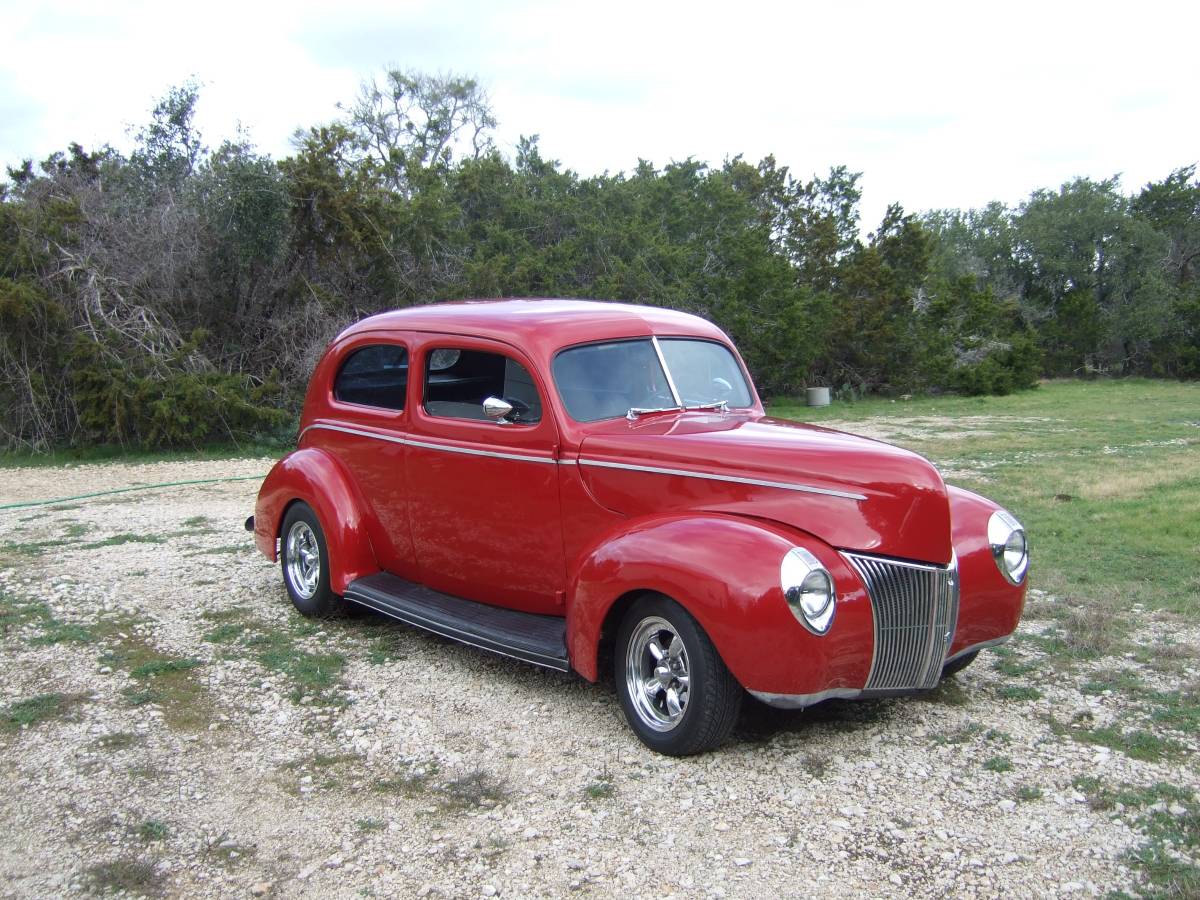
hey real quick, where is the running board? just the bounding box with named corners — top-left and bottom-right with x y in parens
top-left (343, 573), bottom-right (570, 672)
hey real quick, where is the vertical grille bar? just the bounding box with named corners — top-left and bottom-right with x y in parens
top-left (845, 552), bottom-right (959, 691)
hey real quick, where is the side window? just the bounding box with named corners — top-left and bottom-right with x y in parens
top-left (424, 348), bottom-right (542, 424)
top-left (333, 344), bottom-right (408, 411)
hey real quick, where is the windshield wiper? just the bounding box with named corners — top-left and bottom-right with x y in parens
top-left (683, 400), bottom-right (728, 413)
top-left (626, 406), bottom-right (682, 421)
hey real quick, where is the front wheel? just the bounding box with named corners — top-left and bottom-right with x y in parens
top-left (941, 649), bottom-right (979, 679)
top-left (280, 502), bottom-right (341, 618)
top-left (615, 595), bottom-right (742, 756)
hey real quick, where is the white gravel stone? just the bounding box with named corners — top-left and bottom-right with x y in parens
top-left (0, 459), bottom-right (1194, 899)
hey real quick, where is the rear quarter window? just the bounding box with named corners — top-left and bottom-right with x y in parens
top-left (333, 344), bottom-right (409, 410)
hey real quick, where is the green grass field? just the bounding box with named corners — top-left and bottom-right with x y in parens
top-left (772, 379), bottom-right (1200, 621)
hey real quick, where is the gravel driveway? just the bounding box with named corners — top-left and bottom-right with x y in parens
top-left (0, 459), bottom-right (1195, 898)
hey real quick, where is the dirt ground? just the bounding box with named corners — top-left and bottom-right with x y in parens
top-left (0, 459), bottom-right (1196, 898)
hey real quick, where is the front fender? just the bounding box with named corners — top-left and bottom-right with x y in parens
top-left (253, 448), bottom-right (380, 594)
top-left (566, 513), bottom-right (874, 695)
top-left (948, 485), bottom-right (1027, 657)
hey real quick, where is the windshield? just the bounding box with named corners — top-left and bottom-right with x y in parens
top-left (553, 338), bottom-right (754, 423)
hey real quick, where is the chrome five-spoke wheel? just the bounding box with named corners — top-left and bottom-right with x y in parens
top-left (615, 595), bottom-right (742, 756)
top-left (285, 520), bottom-right (321, 600)
top-left (279, 501), bottom-right (339, 617)
top-left (626, 616), bottom-right (691, 732)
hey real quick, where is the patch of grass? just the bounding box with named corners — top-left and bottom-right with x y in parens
top-left (122, 687), bottom-right (157, 707)
top-left (1015, 784), bottom-right (1043, 802)
top-left (182, 515), bottom-right (213, 528)
top-left (1, 692), bottom-right (89, 731)
top-left (203, 622), bottom-right (246, 644)
top-left (185, 544), bottom-right (249, 557)
top-left (0, 591), bottom-right (51, 635)
top-left (1080, 668), bottom-right (1148, 698)
top-left (101, 634), bottom-right (212, 731)
top-left (85, 533), bottom-right (167, 549)
top-left (363, 625), bottom-right (409, 665)
top-left (983, 755), bottom-right (1012, 772)
top-left (31, 621), bottom-right (97, 645)
top-left (584, 779), bottom-right (615, 799)
top-left (932, 721), bottom-right (985, 745)
top-left (0, 537), bottom-right (71, 558)
top-left (1056, 603), bottom-right (1126, 659)
top-left (136, 820), bottom-right (169, 842)
top-left (1072, 777), bottom-right (1191, 812)
top-left (1069, 779), bottom-right (1200, 895)
top-left (129, 658), bottom-right (202, 679)
top-left (63, 522), bottom-right (92, 538)
top-left (356, 818), bottom-right (386, 832)
top-left (86, 857), bottom-right (162, 896)
top-left (1150, 689), bottom-right (1200, 734)
top-left (1055, 719), bottom-right (1184, 763)
top-left (993, 656), bottom-right (1039, 677)
top-left (257, 645), bottom-right (345, 700)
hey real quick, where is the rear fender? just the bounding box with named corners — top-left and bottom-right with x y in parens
top-left (253, 448), bottom-right (379, 594)
top-left (566, 513), bottom-right (874, 694)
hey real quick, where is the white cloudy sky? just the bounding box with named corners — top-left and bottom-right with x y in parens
top-left (3, 0), bottom-right (1197, 227)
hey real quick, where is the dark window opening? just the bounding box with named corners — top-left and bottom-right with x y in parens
top-left (424, 348), bottom-right (542, 424)
top-left (333, 344), bottom-right (409, 411)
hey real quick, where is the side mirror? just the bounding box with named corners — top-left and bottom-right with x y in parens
top-left (482, 396), bottom-right (514, 423)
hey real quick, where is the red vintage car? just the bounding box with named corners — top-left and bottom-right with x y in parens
top-left (250, 299), bottom-right (1028, 754)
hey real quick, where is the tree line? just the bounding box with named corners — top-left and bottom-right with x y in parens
top-left (2, 71), bottom-right (1197, 450)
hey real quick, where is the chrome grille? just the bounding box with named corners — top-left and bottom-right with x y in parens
top-left (844, 552), bottom-right (959, 691)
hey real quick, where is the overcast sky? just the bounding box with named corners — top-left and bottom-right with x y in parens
top-left (3, 0), bottom-right (1197, 228)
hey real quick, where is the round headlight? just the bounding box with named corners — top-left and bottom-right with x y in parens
top-left (781, 547), bottom-right (836, 634)
top-left (987, 509), bottom-right (1028, 585)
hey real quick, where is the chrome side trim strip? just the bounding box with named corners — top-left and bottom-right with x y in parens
top-left (305, 421), bottom-right (868, 498)
top-left (404, 437), bottom-right (556, 465)
top-left (945, 634), bottom-right (1011, 664)
top-left (576, 459), bottom-right (867, 501)
top-left (749, 687), bottom-right (864, 709)
top-left (301, 422), bottom-right (556, 465)
top-left (303, 422), bottom-right (408, 446)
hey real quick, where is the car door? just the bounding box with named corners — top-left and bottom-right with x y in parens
top-left (319, 336), bottom-right (418, 580)
top-left (406, 336), bottom-right (566, 615)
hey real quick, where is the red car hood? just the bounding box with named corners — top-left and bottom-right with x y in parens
top-left (575, 412), bottom-right (952, 565)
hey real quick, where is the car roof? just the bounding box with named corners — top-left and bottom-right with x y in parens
top-left (337, 298), bottom-right (730, 357)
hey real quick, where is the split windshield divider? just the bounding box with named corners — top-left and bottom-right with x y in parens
top-left (626, 337), bottom-right (729, 421)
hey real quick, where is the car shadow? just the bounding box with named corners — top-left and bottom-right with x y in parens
top-left (733, 694), bottom-right (900, 746)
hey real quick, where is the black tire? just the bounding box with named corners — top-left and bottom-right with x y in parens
top-left (941, 649), bottom-right (979, 679)
top-left (279, 502), bottom-right (341, 618)
top-left (615, 595), bottom-right (742, 756)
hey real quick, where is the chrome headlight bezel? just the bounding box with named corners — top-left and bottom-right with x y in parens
top-left (781, 547), bottom-right (835, 635)
top-left (987, 509), bottom-right (1028, 585)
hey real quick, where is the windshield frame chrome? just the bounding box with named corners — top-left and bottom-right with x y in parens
top-left (650, 336), bottom-right (683, 410)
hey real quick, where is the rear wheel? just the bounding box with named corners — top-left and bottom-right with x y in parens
top-left (615, 595), bottom-right (742, 756)
top-left (280, 502), bottom-right (341, 618)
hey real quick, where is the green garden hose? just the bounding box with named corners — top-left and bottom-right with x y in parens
top-left (0, 474), bottom-right (266, 512)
